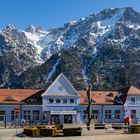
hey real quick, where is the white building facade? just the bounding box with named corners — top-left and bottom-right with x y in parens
top-left (42, 74), bottom-right (82, 124)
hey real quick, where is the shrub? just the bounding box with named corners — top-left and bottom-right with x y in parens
top-left (94, 124), bottom-right (105, 129)
top-left (63, 127), bottom-right (82, 136)
top-left (40, 127), bottom-right (57, 137)
top-left (130, 125), bottom-right (140, 134)
top-left (23, 127), bottom-right (39, 136)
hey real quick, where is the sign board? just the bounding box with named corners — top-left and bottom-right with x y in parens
top-left (51, 110), bottom-right (77, 115)
top-left (14, 108), bottom-right (20, 115)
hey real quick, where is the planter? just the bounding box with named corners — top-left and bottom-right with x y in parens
top-left (63, 127), bottom-right (82, 136)
top-left (130, 125), bottom-right (140, 134)
top-left (24, 127), bottom-right (39, 136)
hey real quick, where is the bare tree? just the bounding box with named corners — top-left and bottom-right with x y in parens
top-left (86, 84), bottom-right (92, 130)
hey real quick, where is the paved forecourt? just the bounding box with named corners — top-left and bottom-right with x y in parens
top-left (0, 128), bottom-right (140, 140)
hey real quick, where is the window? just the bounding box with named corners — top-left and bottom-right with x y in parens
top-left (0, 111), bottom-right (5, 115)
top-left (105, 110), bottom-right (111, 119)
top-left (70, 99), bottom-right (74, 104)
top-left (115, 110), bottom-right (120, 119)
top-left (0, 111), bottom-right (5, 122)
top-left (11, 110), bottom-right (15, 121)
top-left (131, 110), bottom-right (136, 119)
top-left (49, 98), bottom-right (54, 103)
top-left (83, 110), bottom-right (88, 114)
top-left (33, 110), bottom-right (40, 121)
top-left (92, 110), bottom-right (99, 119)
top-left (11, 110), bottom-right (19, 121)
top-left (131, 97), bottom-right (135, 103)
top-left (63, 99), bottom-right (67, 104)
top-left (24, 110), bottom-right (31, 121)
top-left (56, 98), bottom-right (61, 103)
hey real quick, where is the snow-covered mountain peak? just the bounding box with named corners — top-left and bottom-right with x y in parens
top-left (64, 20), bottom-right (77, 28)
top-left (6, 24), bottom-right (15, 30)
top-left (24, 24), bottom-right (36, 33)
top-left (24, 25), bottom-right (47, 35)
top-left (3, 24), bottom-right (16, 32)
top-left (0, 8), bottom-right (140, 63)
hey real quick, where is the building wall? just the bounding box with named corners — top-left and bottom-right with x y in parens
top-left (124, 95), bottom-right (140, 123)
top-left (42, 95), bottom-right (82, 124)
top-left (0, 104), bottom-right (125, 124)
top-left (42, 96), bottom-right (80, 110)
top-left (0, 105), bottom-right (42, 125)
top-left (81, 104), bottom-right (124, 124)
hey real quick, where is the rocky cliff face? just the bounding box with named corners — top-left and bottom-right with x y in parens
top-left (0, 7), bottom-right (140, 90)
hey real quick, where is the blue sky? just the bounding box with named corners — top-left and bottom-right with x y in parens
top-left (0, 0), bottom-right (139, 30)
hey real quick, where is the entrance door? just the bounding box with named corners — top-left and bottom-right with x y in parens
top-left (64, 115), bottom-right (72, 123)
top-left (51, 115), bottom-right (59, 124)
top-left (0, 115), bottom-right (5, 124)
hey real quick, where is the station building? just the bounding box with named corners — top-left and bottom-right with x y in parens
top-left (0, 73), bottom-right (139, 125)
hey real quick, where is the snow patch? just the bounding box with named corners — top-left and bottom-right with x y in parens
top-left (23, 31), bottom-right (45, 54)
top-left (81, 67), bottom-right (88, 87)
top-left (67, 20), bottom-right (77, 25)
top-left (127, 24), bottom-right (140, 30)
top-left (45, 59), bottom-right (60, 84)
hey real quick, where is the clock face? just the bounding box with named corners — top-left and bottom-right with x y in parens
top-left (59, 86), bottom-right (64, 91)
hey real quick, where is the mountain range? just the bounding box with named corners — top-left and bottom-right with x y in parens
top-left (0, 7), bottom-right (140, 90)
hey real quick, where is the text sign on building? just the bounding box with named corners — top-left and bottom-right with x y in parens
top-left (51, 110), bottom-right (77, 115)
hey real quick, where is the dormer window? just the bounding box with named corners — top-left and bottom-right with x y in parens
top-left (49, 98), bottom-right (54, 103)
top-left (131, 97), bottom-right (135, 103)
top-left (56, 98), bottom-right (61, 103)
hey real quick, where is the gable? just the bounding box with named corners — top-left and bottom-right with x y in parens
top-left (42, 73), bottom-right (79, 96)
top-left (118, 85), bottom-right (140, 95)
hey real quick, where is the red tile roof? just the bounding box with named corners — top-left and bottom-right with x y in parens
top-left (0, 85), bottom-right (139, 105)
top-left (78, 91), bottom-right (117, 104)
top-left (0, 89), bottom-right (40, 104)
